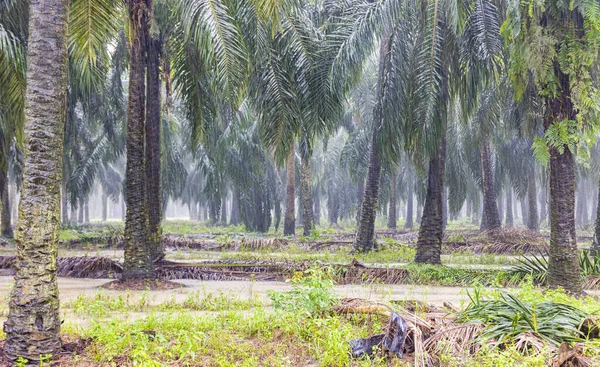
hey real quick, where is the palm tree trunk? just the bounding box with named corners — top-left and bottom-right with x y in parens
top-left (4, 0), bottom-right (68, 359)
top-left (102, 193), bottom-right (108, 222)
top-left (84, 199), bottom-right (90, 223)
top-left (404, 180), bottom-right (414, 229)
top-left (539, 185), bottom-right (547, 226)
top-left (520, 196), bottom-right (528, 226)
top-left (70, 204), bottom-right (77, 224)
top-left (0, 169), bottom-right (13, 238)
top-left (78, 204), bottom-right (84, 224)
top-left (442, 187), bottom-right (448, 228)
top-left (328, 182), bottom-right (339, 225)
top-left (497, 192), bottom-right (503, 224)
top-left (283, 148), bottom-right (296, 235)
top-left (354, 133), bottom-right (381, 252)
top-left (314, 181), bottom-right (321, 226)
top-left (594, 180), bottom-right (600, 250)
top-left (353, 35), bottom-right (388, 252)
top-left (145, 32), bottom-right (163, 262)
top-left (388, 173), bottom-right (397, 229)
top-left (230, 189), bottom-right (241, 226)
top-left (123, 0), bottom-right (154, 280)
top-left (300, 154), bottom-right (314, 236)
top-left (505, 187), bottom-right (514, 228)
top-left (414, 135), bottom-right (446, 264)
top-left (527, 169), bottom-right (539, 231)
top-left (9, 173), bottom-right (17, 227)
top-left (220, 195), bottom-right (227, 225)
top-left (576, 182), bottom-right (588, 226)
top-left (545, 65), bottom-right (581, 293)
top-left (61, 181), bottom-right (69, 224)
top-left (480, 137), bottom-right (501, 230)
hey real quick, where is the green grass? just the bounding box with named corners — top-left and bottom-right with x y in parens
top-left (49, 273), bottom-right (600, 366)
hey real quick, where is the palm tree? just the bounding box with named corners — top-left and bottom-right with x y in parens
top-left (502, 0), bottom-right (600, 292)
top-left (123, 0), bottom-right (155, 279)
top-left (353, 34), bottom-right (389, 252)
top-left (3, 0), bottom-right (69, 360)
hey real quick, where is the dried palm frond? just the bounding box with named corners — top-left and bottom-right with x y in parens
top-left (0, 255), bottom-right (122, 278)
top-left (513, 332), bottom-right (546, 354)
top-left (550, 342), bottom-right (592, 367)
top-left (333, 297), bottom-right (393, 317)
top-left (423, 323), bottom-right (482, 359)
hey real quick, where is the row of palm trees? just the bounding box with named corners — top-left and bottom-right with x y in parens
top-left (1, 0), bottom-right (600, 361)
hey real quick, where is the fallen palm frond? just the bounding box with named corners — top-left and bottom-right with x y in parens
top-left (337, 265), bottom-right (410, 284)
top-left (507, 252), bottom-right (548, 285)
top-left (507, 251), bottom-right (600, 289)
top-left (423, 323), bottom-right (483, 365)
top-left (512, 332), bottom-right (547, 354)
top-left (333, 297), bottom-right (393, 317)
top-left (57, 256), bottom-right (122, 278)
top-left (0, 255), bottom-right (122, 278)
top-left (459, 291), bottom-right (590, 346)
top-left (550, 342), bottom-right (592, 367)
top-left (442, 228), bottom-right (548, 255)
top-left (443, 241), bottom-right (548, 255)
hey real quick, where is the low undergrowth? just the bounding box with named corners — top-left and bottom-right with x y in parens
top-left (39, 270), bottom-right (599, 366)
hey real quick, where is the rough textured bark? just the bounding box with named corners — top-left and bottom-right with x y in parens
top-left (505, 187), bottom-right (514, 228)
top-left (123, 0), bottom-right (154, 280)
top-left (4, 0), bottom-right (68, 359)
top-left (300, 155), bottom-right (314, 236)
top-left (1, 169), bottom-right (13, 237)
top-left (388, 174), bottom-right (397, 229)
top-left (404, 180), bottom-right (414, 229)
top-left (545, 63), bottom-right (581, 293)
top-left (283, 148), bottom-right (296, 236)
top-left (146, 31), bottom-right (163, 262)
top-left (414, 136), bottom-right (446, 264)
top-left (480, 138), bottom-right (501, 230)
top-left (353, 133), bottom-right (381, 252)
top-left (353, 35), bottom-right (387, 252)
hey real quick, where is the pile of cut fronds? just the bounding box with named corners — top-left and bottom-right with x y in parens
top-left (508, 250), bottom-right (600, 288)
top-left (0, 256), bottom-right (122, 278)
top-left (458, 289), bottom-right (590, 347)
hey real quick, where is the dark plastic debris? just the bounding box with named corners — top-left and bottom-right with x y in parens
top-left (349, 312), bottom-right (407, 358)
